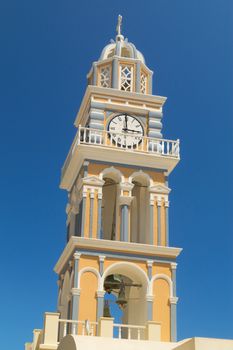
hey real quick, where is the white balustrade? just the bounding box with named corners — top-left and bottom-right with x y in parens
top-left (113, 323), bottom-right (145, 340)
top-left (58, 319), bottom-right (97, 340)
top-left (61, 126), bottom-right (180, 178)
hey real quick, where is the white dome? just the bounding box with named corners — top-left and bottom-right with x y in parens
top-left (99, 35), bottom-right (146, 64)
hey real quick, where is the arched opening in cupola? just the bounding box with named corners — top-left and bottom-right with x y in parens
top-left (130, 174), bottom-right (150, 244)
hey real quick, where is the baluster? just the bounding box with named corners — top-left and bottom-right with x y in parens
top-left (167, 141), bottom-right (170, 155)
top-left (84, 128), bottom-right (87, 143)
top-left (91, 325), bottom-right (94, 336)
top-left (71, 323), bottom-right (76, 335)
top-left (137, 328), bottom-right (141, 340)
top-left (171, 142), bottom-right (174, 155)
top-left (161, 141), bottom-right (164, 154)
top-left (82, 323), bottom-right (85, 335)
top-left (128, 328), bottom-right (131, 340)
top-left (104, 131), bottom-right (107, 146)
top-left (63, 322), bottom-right (67, 337)
top-left (118, 326), bottom-right (122, 339)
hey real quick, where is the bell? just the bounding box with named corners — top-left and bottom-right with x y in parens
top-left (116, 286), bottom-right (127, 306)
top-left (104, 274), bottom-right (121, 290)
top-left (103, 300), bottom-right (111, 317)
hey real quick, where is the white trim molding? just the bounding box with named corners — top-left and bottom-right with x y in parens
top-left (149, 273), bottom-right (173, 297)
top-left (78, 267), bottom-right (101, 289)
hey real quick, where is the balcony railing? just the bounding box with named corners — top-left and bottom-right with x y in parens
top-left (62, 126), bottom-right (180, 178)
top-left (32, 313), bottom-right (161, 350)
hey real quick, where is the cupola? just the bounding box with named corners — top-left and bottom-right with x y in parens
top-left (87, 15), bottom-right (153, 94)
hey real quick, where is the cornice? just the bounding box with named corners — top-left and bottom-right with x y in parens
top-left (54, 237), bottom-right (182, 275)
top-left (74, 86), bottom-right (167, 127)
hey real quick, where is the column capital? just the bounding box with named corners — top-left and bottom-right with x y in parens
top-left (71, 288), bottom-right (81, 296)
top-left (147, 260), bottom-right (154, 268)
top-left (169, 296), bottom-right (179, 305)
top-left (90, 190), bottom-right (95, 199)
top-left (170, 262), bottom-right (177, 270)
top-left (157, 198), bottom-right (162, 207)
top-left (96, 290), bottom-right (105, 298)
top-left (146, 294), bottom-right (154, 302)
top-left (73, 252), bottom-right (81, 260)
top-left (98, 191), bottom-right (103, 199)
top-left (165, 200), bottom-right (170, 208)
top-left (119, 195), bottom-right (133, 206)
top-left (98, 255), bottom-right (106, 262)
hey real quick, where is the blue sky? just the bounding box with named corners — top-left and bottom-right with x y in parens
top-left (0, 1), bottom-right (232, 349)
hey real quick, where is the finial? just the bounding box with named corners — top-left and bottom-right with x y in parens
top-left (116, 14), bottom-right (123, 36)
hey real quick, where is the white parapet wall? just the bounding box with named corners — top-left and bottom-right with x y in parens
top-left (57, 335), bottom-right (233, 350)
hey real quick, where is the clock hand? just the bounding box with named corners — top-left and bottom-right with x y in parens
top-left (124, 129), bottom-right (142, 133)
top-left (124, 115), bottom-right (128, 129)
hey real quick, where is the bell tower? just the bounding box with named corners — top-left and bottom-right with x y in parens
top-left (55, 15), bottom-right (181, 343)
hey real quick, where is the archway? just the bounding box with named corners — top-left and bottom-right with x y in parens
top-left (130, 173), bottom-right (150, 244)
top-left (101, 262), bottom-right (149, 338)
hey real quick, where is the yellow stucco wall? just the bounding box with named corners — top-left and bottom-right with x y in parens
top-left (84, 191), bottom-right (90, 238)
top-left (79, 255), bottom-right (99, 271)
top-left (153, 279), bottom-right (170, 342)
top-left (153, 201), bottom-right (158, 245)
top-left (92, 191), bottom-right (98, 238)
top-left (152, 264), bottom-right (171, 278)
top-left (79, 271), bottom-right (98, 333)
top-left (161, 203), bottom-right (166, 246)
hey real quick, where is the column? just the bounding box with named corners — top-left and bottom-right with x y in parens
top-left (157, 197), bottom-right (162, 246)
top-left (136, 61), bottom-right (141, 92)
top-left (146, 295), bottom-right (153, 321)
top-left (112, 58), bottom-right (119, 89)
top-left (119, 195), bottom-right (133, 242)
top-left (97, 191), bottom-right (102, 239)
top-left (146, 260), bottom-right (154, 321)
top-left (96, 291), bottom-right (105, 321)
top-left (71, 253), bottom-right (81, 323)
top-left (89, 190), bottom-right (94, 238)
top-left (98, 255), bottom-right (105, 276)
top-left (149, 195), bottom-right (154, 245)
top-left (93, 63), bottom-right (97, 85)
top-left (165, 200), bottom-right (170, 246)
top-left (121, 205), bottom-right (128, 241)
top-left (170, 263), bottom-right (178, 342)
top-left (81, 189), bottom-right (87, 237)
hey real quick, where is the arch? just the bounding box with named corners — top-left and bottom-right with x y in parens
top-left (149, 273), bottom-right (173, 297)
top-left (129, 171), bottom-right (153, 186)
top-left (100, 261), bottom-right (149, 292)
top-left (129, 171), bottom-right (151, 244)
top-left (100, 166), bottom-right (124, 183)
top-left (101, 262), bottom-right (149, 329)
top-left (78, 267), bottom-right (101, 289)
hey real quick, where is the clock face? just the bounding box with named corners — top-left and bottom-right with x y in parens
top-left (108, 114), bottom-right (144, 147)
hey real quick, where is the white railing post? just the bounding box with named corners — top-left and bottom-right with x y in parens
top-left (63, 322), bottom-right (67, 337)
top-left (42, 312), bottom-right (60, 346)
top-left (118, 326), bottom-right (122, 339)
top-left (128, 327), bottom-right (131, 340)
top-left (98, 317), bottom-right (114, 338)
top-left (146, 321), bottom-right (161, 341)
top-left (137, 328), bottom-right (141, 340)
